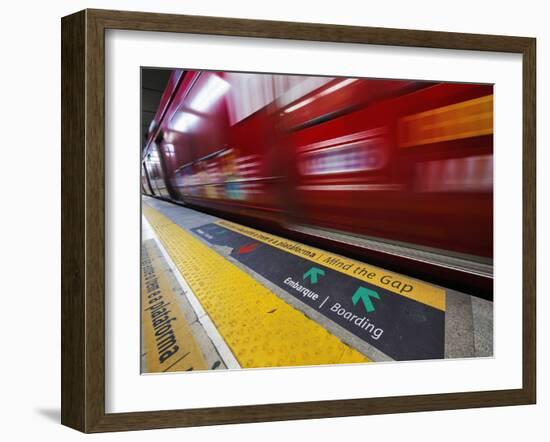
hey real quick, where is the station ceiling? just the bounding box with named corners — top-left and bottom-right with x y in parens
top-left (141, 68), bottom-right (172, 150)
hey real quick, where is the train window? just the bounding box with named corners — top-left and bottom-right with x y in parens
top-left (299, 138), bottom-right (389, 176)
top-left (415, 155), bottom-right (493, 193)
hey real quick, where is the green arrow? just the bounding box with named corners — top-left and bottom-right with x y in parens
top-left (352, 287), bottom-right (380, 313)
top-left (303, 267), bottom-right (325, 284)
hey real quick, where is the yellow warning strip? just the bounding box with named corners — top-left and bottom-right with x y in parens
top-left (215, 220), bottom-right (446, 311)
top-left (143, 204), bottom-right (370, 368)
top-left (141, 240), bottom-right (208, 373)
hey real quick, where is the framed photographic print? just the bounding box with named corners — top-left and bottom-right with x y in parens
top-left (61, 9), bottom-right (536, 433)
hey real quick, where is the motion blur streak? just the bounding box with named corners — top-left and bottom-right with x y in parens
top-left (141, 70), bottom-right (493, 262)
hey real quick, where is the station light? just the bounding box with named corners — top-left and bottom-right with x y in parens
top-left (170, 112), bottom-right (200, 133)
top-left (189, 75), bottom-right (230, 113)
top-left (283, 96), bottom-right (317, 114)
top-left (319, 78), bottom-right (358, 97)
top-left (284, 78), bottom-right (358, 114)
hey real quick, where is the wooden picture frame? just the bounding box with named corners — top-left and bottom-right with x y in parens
top-left (61, 8), bottom-right (536, 433)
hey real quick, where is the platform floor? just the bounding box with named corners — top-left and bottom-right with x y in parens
top-left (141, 196), bottom-right (493, 373)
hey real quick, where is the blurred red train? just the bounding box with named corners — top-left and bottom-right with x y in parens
top-left (142, 70), bottom-right (493, 295)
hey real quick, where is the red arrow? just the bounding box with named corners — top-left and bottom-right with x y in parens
top-left (237, 242), bottom-right (260, 254)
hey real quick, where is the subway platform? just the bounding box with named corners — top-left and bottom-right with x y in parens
top-left (141, 195), bottom-right (493, 373)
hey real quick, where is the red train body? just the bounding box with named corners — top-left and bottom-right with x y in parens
top-left (142, 70), bottom-right (493, 268)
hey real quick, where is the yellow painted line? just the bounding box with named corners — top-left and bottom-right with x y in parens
top-left (143, 204), bottom-right (370, 368)
top-left (215, 220), bottom-right (446, 311)
top-left (399, 95), bottom-right (493, 148)
top-left (141, 240), bottom-right (208, 373)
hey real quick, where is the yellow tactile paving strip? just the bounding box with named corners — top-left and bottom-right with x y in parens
top-left (143, 203), bottom-right (370, 368)
top-left (141, 240), bottom-right (208, 373)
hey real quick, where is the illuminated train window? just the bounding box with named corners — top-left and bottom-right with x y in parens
top-left (300, 138), bottom-right (388, 175)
